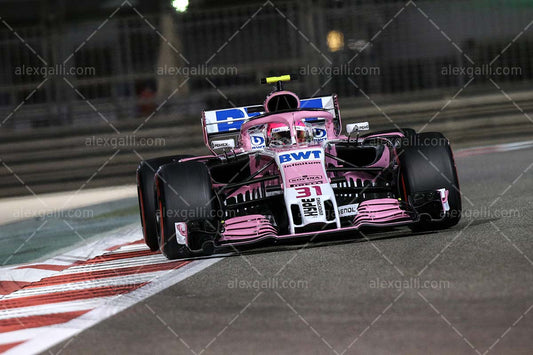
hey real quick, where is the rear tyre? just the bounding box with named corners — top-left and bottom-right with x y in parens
top-left (137, 155), bottom-right (191, 251)
top-left (399, 132), bottom-right (461, 231)
top-left (155, 161), bottom-right (218, 259)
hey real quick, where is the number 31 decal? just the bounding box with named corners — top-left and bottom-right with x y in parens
top-left (295, 186), bottom-right (322, 198)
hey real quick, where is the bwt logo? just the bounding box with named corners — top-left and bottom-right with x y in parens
top-left (279, 150), bottom-right (322, 163)
top-left (251, 135), bottom-right (265, 146)
top-left (313, 128), bottom-right (327, 139)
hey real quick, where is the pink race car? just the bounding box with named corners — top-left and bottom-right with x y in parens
top-left (137, 75), bottom-right (461, 259)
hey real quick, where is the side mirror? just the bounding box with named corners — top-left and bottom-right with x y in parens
top-left (211, 139), bottom-right (235, 150)
top-left (346, 122), bottom-right (370, 134)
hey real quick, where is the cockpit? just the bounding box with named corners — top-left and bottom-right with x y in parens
top-left (246, 117), bottom-right (328, 149)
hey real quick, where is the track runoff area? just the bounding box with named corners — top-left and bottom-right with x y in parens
top-left (0, 140), bottom-right (532, 355)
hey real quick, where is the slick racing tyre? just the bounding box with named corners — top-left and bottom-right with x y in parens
top-left (399, 132), bottom-right (461, 231)
top-left (155, 161), bottom-right (218, 259)
top-left (137, 155), bottom-right (191, 251)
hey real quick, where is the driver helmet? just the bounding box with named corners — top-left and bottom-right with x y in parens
top-left (294, 120), bottom-right (309, 144)
top-left (267, 122), bottom-right (291, 145)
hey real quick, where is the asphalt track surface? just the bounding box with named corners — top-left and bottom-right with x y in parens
top-left (44, 146), bottom-right (532, 355)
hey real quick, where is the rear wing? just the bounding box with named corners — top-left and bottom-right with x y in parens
top-left (202, 95), bottom-right (341, 153)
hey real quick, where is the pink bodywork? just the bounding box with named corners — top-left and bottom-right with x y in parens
top-left (219, 198), bottom-right (414, 246)
top-left (353, 198), bottom-right (410, 227)
top-left (219, 215), bottom-right (277, 242)
top-left (218, 114), bottom-right (414, 244)
top-left (239, 110), bottom-right (336, 151)
top-left (263, 90), bottom-right (300, 112)
top-left (195, 92), bottom-right (422, 246)
top-left (282, 157), bottom-right (326, 187)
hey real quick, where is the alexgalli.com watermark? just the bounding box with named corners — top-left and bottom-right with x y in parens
top-left (14, 64), bottom-right (96, 77)
top-left (85, 135), bottom-right (166, 148)
top-left (13, 208), bottom-right (94, 220)
top-left (450, 207), bottom-right (520, 220)
top-left (156, 65), bottom-right (237, 76)
top-left (399, 135), bottom-right (450, 148)
top-left (164, 207), bottom-right (236, 220)
top-left (299, 64), bottom-right (381, 76)
top-left (370, 277), bottom-right (450, 290)
top-left (441, 64), bottom-right (522, 77)
top-left (228, 277), bottom-right (309, 290)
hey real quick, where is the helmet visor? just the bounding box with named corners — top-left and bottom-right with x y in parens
top-left (269, 126), bottom-right (291, 145)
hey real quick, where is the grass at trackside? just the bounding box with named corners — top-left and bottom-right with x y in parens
top-left (0, 197), bottom-right (140, 266)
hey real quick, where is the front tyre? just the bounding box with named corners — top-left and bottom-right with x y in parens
top-left (155, 161), bottom-right (218, 259)
top-left (399, 132), bottom-right (461, 231)
top-left (137, 155), bottom-right (191, 251)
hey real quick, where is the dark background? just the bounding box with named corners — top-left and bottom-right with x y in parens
top-left (1, 0), bottom-right (532, 196)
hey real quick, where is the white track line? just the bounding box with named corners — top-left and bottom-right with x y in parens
top-left (1, 271), bottom-right (168, 300)
top-left (0, 269), bottom-right (60, 283)
top-left (60, 255), bottom-right (170, 274)
top-left (0, 221), bottom-right (223, 355)
top-left (2, 258), bottom-right (221, 355)
top-left (0, 298), bottom-right (113, 320)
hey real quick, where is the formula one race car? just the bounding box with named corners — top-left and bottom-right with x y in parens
top-left (137, 75), bottom-right (461, 259)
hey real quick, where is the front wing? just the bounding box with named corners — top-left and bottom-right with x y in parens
top-left (216, 192), bottom-right (449, 247)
